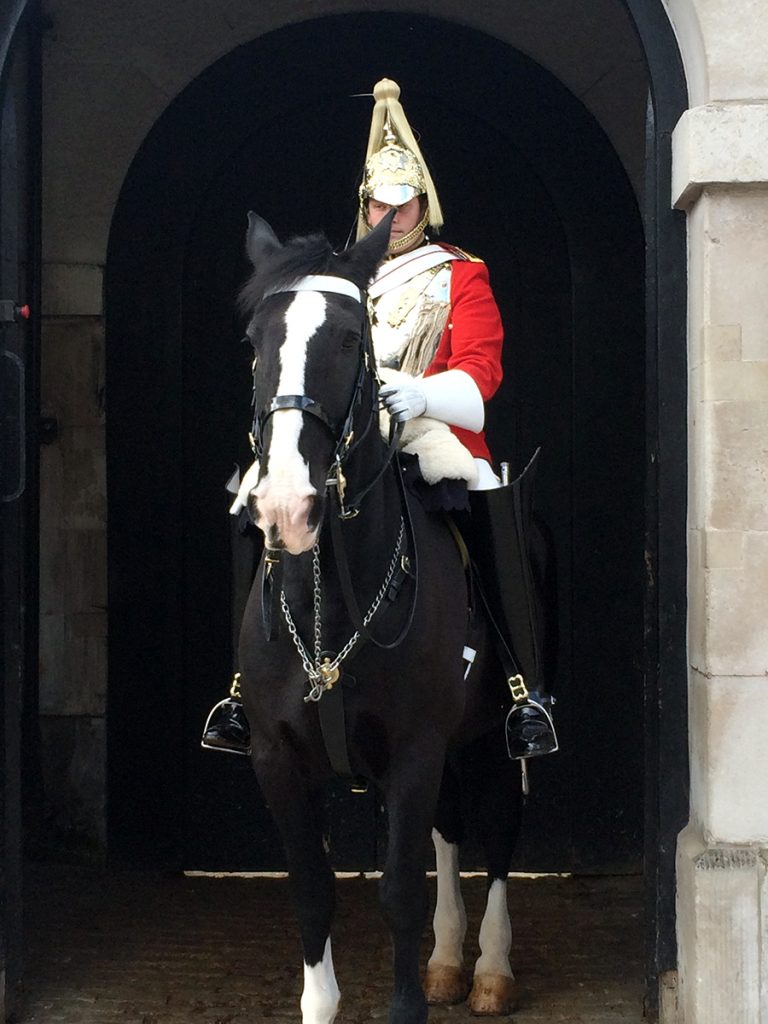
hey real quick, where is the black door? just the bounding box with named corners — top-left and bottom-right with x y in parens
top-left (107, 13), bottom-right (648, 874)
top-left (0, 0), bottom-right (40, 1016)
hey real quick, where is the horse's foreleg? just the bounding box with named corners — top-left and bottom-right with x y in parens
top-left (379, 753), bottom-right (445, 1024)
top-left (256, 766), bottom-right (340, 1024)
top-left (424, 828), bottom-right (470, 1005)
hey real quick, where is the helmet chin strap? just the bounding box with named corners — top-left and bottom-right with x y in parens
top-left (387, 207), bottom-right (430, 255)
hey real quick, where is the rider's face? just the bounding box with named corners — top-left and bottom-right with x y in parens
top-left (366, 196), bottom-right (424, 249)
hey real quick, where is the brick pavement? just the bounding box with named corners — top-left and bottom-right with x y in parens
top-left (21, 867), bottom-right (644, 1023)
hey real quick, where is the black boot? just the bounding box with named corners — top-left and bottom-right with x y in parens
top-left (201, 674), bottom-right (252, 756)
top-left (464, 450), bottom-right (559, 761)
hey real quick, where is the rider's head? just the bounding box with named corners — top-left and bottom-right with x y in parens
top-left (356, 78), bottom-right (443, 254)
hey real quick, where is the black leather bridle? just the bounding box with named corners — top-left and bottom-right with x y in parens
top-left (249, 274), bottom-right (417, 651)
top-left (249, 279), bottom-right (403, 519)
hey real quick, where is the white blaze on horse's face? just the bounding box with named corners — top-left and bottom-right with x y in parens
top-left (253, 292), bottom-right (327, 554)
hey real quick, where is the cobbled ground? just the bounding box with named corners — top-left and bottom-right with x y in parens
top-left (21, 867), bottom-right (644, 1023)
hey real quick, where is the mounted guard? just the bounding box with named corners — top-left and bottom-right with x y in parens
top-left (203, 77), bottom-right (557, 769)
top-left (198, 77), bottom-right (566, 1022)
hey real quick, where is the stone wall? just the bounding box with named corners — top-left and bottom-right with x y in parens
top-left (671, 5), bottom-right (768, 1013)
top-left (39, 313), bottom-right (106, 847)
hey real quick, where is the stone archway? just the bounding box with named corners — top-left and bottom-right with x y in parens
top-left (103, 10), bottom-right (687, 1012)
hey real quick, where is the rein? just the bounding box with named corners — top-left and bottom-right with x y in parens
top-left (253, 273), bottom-right (420, 697)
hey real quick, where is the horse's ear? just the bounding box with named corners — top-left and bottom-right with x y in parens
top-left (335, 210), bottom-right (395, 287)
top-left (245, 212), bottom-right (281, 266)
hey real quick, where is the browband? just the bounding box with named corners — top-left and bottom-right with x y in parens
top-left (275, 275), bottom-right (363, 304)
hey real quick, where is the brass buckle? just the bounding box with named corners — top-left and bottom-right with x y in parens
top-left (229, 672), bottom-right (242, 699)
top-left (336, 461), bottom-right (347, 502)
top-left (507, 674), bottom-right (529, 703)
top-left (263, 550), bottom-right (281, 578)
top-left (319, 656), bottom-right (340, 690)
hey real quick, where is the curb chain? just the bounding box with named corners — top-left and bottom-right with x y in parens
top-left (280, 518), bottom-right (405, 702)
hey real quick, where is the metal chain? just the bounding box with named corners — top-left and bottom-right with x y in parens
top-left (280, 517), bottom-right (405, 702)
top-left (312, 546), bottom-right (323, 665)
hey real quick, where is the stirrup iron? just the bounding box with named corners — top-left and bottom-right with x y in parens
top-left (505, 694), bottom-right (559, 762)
top-left (201, 673), bottom-right (252, 756)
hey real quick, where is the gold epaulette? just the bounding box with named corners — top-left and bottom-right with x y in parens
top-left (438, 243), bottom-right (484, 263)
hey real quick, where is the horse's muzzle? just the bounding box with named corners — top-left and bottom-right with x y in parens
top-left (252, 490), bottom-right (320, 555)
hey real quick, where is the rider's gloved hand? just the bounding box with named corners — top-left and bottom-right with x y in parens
top-left (379, 380), bottom-right (427, 422)
top-left (380, 370), bottom-right (485, 432)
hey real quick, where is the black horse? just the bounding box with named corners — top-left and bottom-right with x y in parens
top-left (237, 212), bottom-right (524, 1024)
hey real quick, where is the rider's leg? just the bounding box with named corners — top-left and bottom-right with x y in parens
top-left (464, 455), bottom-right (558, 761)
top-left (201, 508), bottom-right (259, 755)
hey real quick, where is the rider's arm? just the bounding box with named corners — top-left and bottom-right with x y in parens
top-left (380, 369), bottom-right (483, 431)
top-left (425, 259), bottom-right (504, 404)
top-left (379, 258), bottom-right (503, 433)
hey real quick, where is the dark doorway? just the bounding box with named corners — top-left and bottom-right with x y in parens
top-left (107, 12), bottom-right (647, 876)
top-left (1, 0), bottom-right (41, 1016)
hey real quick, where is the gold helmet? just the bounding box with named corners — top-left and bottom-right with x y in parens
top-left (356, 78), bottom-right (443, 246)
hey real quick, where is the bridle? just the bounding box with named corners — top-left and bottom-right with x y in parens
top-left (249, 274), bottom-right (403, 520)
top-left (249, 273), bottom-right (418, 670)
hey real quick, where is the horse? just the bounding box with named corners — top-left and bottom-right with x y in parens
top-left (236, 211), bottom-right (525, 1024)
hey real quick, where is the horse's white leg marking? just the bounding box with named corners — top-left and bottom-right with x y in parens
top-left (467, 877), bottom-right (519, 1014)
top-left (300, 937), bottom-right (340, 1024)
top-left (429, 828), bottom-right (466, 968)
top-left (473, 878), bottom-right (513, 978)
top-left (424, 829), bottom-right (470, 1005)
top-left (254, 292), bottom-right (326, 553)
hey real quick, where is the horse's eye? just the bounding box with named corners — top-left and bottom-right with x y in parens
top-left (341, 330), bottom-right (358, 351)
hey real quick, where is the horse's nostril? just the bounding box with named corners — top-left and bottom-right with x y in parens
top-left (266, 525), bottom-right (284, 550)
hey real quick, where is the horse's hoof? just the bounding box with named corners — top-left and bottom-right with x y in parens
top-left (467, 972), bottom-right (520, 1016)
top-left (423, 962), bottom-right (471, 1005)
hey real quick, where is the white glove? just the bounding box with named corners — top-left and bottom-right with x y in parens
top-left (380, 380), bottom-right (427, 422)
top-left (381, 369), bottom-right (484, 432)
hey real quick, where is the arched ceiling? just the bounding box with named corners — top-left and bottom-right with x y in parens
top-left (43, 0), bottom-right (648, 268)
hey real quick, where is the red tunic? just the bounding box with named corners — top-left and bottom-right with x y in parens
top-left (422, 247), bottom-right (504, 462)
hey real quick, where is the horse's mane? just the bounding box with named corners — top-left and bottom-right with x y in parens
top-left (239, 233), bottom-right (335, 312)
